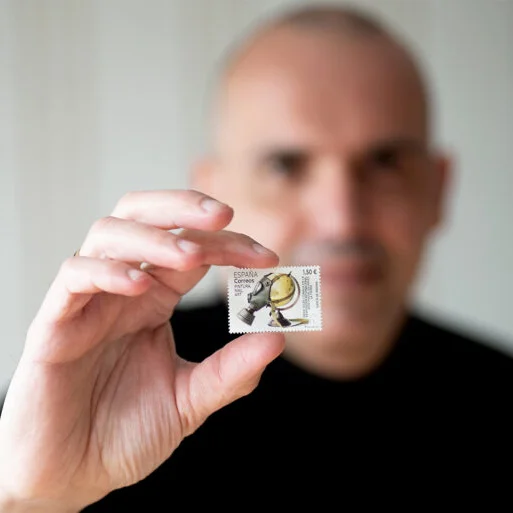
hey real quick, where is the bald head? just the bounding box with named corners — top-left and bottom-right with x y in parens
top-left (226, 3), bottom-right (390, 68)
top-left (208, 5), bottom-right (431, 151)
top-left (270, 3), bottom-right (387, 33)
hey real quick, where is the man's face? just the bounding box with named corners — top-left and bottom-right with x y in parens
top-left (198, 29), bottom-right (447, 344)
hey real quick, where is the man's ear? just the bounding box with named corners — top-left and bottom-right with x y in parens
top-left (431, 150), bottom-right (453, 229)
top-left (189, 156), bottom-right (219, 196)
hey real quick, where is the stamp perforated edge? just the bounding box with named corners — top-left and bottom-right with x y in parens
top-left (227, 265), bottom-right (323, 334)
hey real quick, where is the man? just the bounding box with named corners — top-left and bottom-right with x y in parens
top-left (1, 5), bottom-right (512, 512)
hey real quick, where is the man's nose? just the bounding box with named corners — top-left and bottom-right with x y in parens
top-left (301, 161), bottom-right (365, 239)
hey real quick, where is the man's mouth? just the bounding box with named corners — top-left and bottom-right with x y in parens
top-left (318, 260), bottom-right (384, 288)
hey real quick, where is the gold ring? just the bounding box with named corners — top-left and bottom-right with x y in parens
top-left (139, 261), bottom-right (156, 271)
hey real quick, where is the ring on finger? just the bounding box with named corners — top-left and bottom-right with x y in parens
top-left (73, 247), bottom-right (155, 272)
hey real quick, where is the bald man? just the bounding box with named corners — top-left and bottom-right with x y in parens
top-left (1, 6), bottom-right (512, 512)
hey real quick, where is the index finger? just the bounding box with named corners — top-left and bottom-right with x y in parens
top-left (111, 189), bottom-right (234, 231)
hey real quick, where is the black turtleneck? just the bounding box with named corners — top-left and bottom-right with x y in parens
top-left (4, 299), bottom-right (513, 511)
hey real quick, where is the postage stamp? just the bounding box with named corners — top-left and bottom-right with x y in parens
top-left (227, 265), bottom-right (322, 333)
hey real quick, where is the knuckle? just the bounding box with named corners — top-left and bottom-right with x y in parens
top-left (58, 257), bottom-right (83, 283)
top-left (60, 256), bottom-right (76, 273)
top-left (91, 215), bottom-right (118, 235)
top-left (153, 232), bottom-right (201, 270)
top-left (115, 190), bottom-right (138, 213)
top-left (171, 254), bottom-right (197, 273)
top-left (239, 375), bottom-right (260, 398)
top-left (153, 227), bottom-right (174, 249)
top-left (82, 217), bottom-right (120, 256)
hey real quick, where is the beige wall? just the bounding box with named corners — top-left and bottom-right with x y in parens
top-left (1, 0), bottom-right (513, 388)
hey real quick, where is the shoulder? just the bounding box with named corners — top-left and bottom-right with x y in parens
top-left (405, 308), bottom-right (513, 378)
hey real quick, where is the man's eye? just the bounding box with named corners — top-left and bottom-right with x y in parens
top-left (266, 153), bottom-right (306, 177)
top-left (369, 148), bottom-right (401, 171)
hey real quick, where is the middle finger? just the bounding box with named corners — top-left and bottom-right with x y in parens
top-left (79, 217), bottom-right (278, 272)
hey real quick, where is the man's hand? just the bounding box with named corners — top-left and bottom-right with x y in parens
top-left (0, 190), bottom-right (284, 512)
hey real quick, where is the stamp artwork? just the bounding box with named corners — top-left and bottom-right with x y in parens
top-left (227, 265), bottom-right (322, 333)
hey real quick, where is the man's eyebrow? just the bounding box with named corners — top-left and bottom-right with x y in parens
top-left (251, 139), bottom-right (427, 164)
top-left (366, 137), bottom-right (427, 154)
top-left (253, 147), bottom-right (312, 164)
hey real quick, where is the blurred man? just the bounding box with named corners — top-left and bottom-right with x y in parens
top-left (194, 5), bottom-right (444, 380)
top-left (1, 5), bottom-right (512, 512)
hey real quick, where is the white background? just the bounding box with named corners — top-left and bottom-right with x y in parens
top-left (1, 0), bottom-right (512, 390)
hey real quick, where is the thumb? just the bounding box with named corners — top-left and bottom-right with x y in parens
top-left (176, 333), bottom-right (285, 436)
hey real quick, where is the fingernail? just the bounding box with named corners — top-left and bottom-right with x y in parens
top-left (252, 243), bottom-right (275, 256)
top-left (128, 268), bottom-right (147, 281)
top-left (176, 238), bottom-right (201, 253)
top-left (201, 197), bottom-right (228, 214)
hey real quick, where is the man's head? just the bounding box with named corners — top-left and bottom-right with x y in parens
top-left (193, 5), bottom-right (450, 375)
